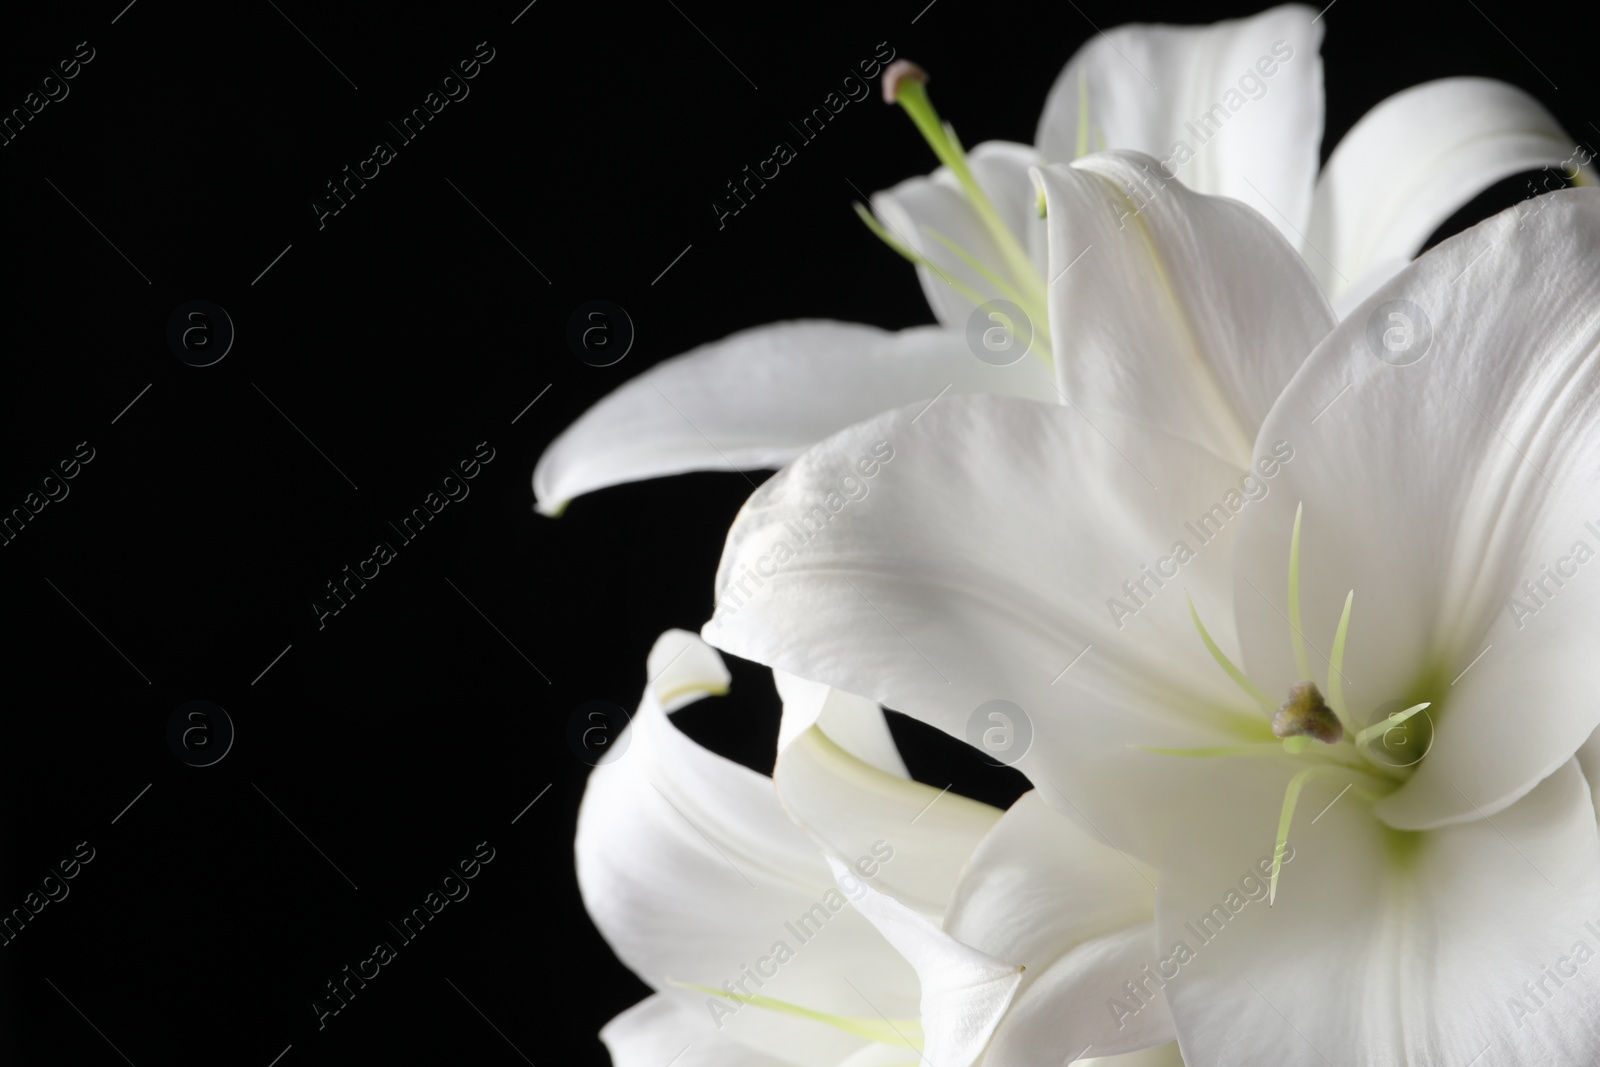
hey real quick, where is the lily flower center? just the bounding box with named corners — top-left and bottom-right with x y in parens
top-left (1150, 502), bottom-right (1444, 904)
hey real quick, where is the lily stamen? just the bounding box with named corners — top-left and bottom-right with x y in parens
top-left (859, 59), bottom-right (1051, 346)
top-left (1158, 507), bottom-right (1436, 906)
top-left (852, 202), bottom-right (991, 309)
top-left (884, 63), bottom-right (1042, 305)
top-left (1272, 680), bottom-right (1343, 744)
top-left (1353, 702), bottom-right (1432, 750)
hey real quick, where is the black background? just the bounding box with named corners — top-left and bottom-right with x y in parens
top-left (0, 0), bottom-right (1589, 1063)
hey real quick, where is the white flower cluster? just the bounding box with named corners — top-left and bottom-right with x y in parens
top-left (552, 6), bottom-right (1600, 1066)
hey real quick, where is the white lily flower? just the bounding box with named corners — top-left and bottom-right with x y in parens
top-left (581, 630), bottom-right (1193, 1066)
top-left (534, 3), bottom-right (1588, 516)
top-left (702, 153), bottom-right (1600, 1066)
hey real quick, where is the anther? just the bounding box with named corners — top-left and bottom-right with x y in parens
top-left (882, 60), bottom-right (928, 104)
top-left (1271, 680), bottom-right (1343, 744)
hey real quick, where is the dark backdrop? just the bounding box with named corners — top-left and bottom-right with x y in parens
top-left (0, 0), bottom-right (1588, 1063)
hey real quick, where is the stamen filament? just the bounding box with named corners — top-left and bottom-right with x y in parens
top-left (1139, 739), bottom-right (1391, 781)
top-left (1327, 590), bottom-right (1355, 736)
top-left (1288, 503), bottom-right (1311, 682)
top-left (674, 981), bottom-right (922, 1047)
top-left (891, 78), bottom-right (1046, 312)
top-left (924, 227), bottom-right (1049, 343)
top-left (1353, 702), bottom-right (1431, 749)
top-left (1269, 765), bottom-right (1340, 905)
top-left (1188, 595), bottom-right (1275, 714)
top-left (852, 202), bottom-right (991, 309)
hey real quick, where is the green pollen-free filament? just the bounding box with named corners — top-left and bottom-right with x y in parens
top-left (1188, 594), bottom-right (1275, 713)
top-left (675, 980), bottom-right (923, 1048)
top-left (1288, 502), bottom-right (1312, 682)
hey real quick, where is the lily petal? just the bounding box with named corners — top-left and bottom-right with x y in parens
top-left (1081, 1045), bottom-right (1185, 1067)
top-left (871, 141), bottom-right (1048, 329)
top-left (601, 995), bottom-right (793, 1067)
top-left (1578, 725), bottom-right (1600, 820)
top-left (776, 723), bottom-right (1002, 916)
top-left (704, 394), bottom-right (1288, 864)
top-left (826, 855), bottom-right (1022, 1067)
top-left (1036, 4), bottom-right (1323, 244)
top-left (945, 791), bottom-right (1155, 967)
top-left (834, 1044), bottom-right (924, 1067)
top-left (1233, 189), bottom-right (1600, 829)
top-left (942, 792), bottom-right (1173, 1064)
top-left (577, 631), bottom-right (920, 1066)
top-left (533, 321), bottom-right (1054, 514)
top-left (773, 670), bottom-right (906, 778)
top-left (1037, 154), bottom-right (1335, 466)
top-left (1306, 77), bottom-right (1595, 309)
top-left (1156, 759), bottom-right (1600, 1065)
top-left (985, 924), bottom-right (1174, 1066)
top-left (651, 627), bottom-right (732, 710)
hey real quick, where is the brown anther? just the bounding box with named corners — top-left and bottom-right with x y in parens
top-left (882, 60), bottom-right (929, 104)
top-left (1271, 680), bottom-right (1343, 744)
